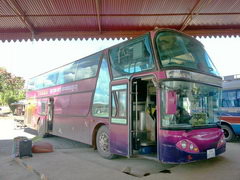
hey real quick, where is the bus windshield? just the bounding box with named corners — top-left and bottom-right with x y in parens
top-left (109, 35), bottom-right (154, 78)
top-left (155, 31), bottom-right (219, 76)
top-left (161, 81), bottom-right (221, 129)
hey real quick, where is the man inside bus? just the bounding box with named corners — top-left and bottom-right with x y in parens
top-left (175, 106), bottom-right (191, 124)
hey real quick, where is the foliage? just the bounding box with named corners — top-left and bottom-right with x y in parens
top-left (0, 67), bottom-right (25, 106)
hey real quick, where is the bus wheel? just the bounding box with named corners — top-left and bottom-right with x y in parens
top-left (96, 126), bottom-right (115, 159)
top-left (37, 118), bottom-right (47, 138)
top-left (221, 124), bottom-right (235, 142)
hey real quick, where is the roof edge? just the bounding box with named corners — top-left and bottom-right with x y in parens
top-left (0, 28), bottom-right (240, 42)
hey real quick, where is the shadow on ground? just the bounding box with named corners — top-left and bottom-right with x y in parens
top-left (32, 136), bottom-right (176, 178)
top-left (24, 128), bottom-right (38, 136)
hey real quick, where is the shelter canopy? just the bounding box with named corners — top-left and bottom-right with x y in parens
top-left (0, 0), bottom-right (240, 41)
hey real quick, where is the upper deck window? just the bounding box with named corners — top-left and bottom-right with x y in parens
top-left (155, 31), bottom-right (219, 76)
top-left (57, 62), bottom-right (77, 85)
top-left (27, 52), bottom-right (101, 91)
top-left (109, 35), bottom-right (154, 78)
top-left (75, 53), bottom-right (100, 81)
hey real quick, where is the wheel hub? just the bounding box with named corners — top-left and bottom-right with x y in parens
top-left (223, 129), bottom-right (229, 138)
top-left (99, 132), bottom-right (109, 152)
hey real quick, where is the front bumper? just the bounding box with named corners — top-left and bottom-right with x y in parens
top-left (159, 144), bottom-right (226, 163)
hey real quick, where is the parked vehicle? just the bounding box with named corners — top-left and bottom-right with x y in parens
top-left (220, 74), bottom-right (240, 141)
top-left (24, 28), bottom-right (225, 163)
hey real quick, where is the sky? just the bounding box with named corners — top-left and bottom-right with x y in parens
top-left (0, 36), bottom-right (239, 80)
top-left (0, 38), bottom-right (124, 80)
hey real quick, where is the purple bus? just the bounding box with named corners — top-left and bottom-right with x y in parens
top-left (25, 29), bottom-right (225, 163)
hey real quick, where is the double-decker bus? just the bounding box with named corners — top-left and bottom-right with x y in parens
top-left (25, 29), bottom-right (225, 163)
top-left (220, 74), bottom-right (240, 141)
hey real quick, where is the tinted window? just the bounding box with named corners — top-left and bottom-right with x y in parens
top-left (155, 31), bottom-right (219, 76)
top-left (75, 53), bottom-right (101, 80)
top-left (111, 91), bottom-right (127, 118)
top-left (57, 62), bottom-right (77, 85)
top-left (28, 53), bottom-right (101, 90)
top-left (222, 90), bottom-right (240, 107)
top-left (109, 35), bottom-right (154, 78)
top-left (35, 76), bottom-right (44, 89)
top-left (118, 91), bottom-right (127, 117)
top-left (27, 78), bottom-right (36, 91)
top-left (161, 81), bottom-right (221, 129)
top-left (111, 92), bottom-right (117, 117)
top-left (92, 58), bottom-right (110, 117)
top-left (40, 101), bottom-right (47, 115)
top-left (43, 70), bottom-right (59, 88)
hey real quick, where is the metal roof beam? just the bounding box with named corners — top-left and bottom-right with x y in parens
top-left (95, 0), bottom-right (102, 33)
top-left (2, 12), bottom-right (240, 18)
top-left (2, 0), bottom-right (35, 37)
top-left (2, 11), bottom-right (240, 20)
top-left (180, 0), bottom-right (212, 31)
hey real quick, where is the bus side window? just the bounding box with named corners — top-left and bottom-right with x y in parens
top-left (40, 101), bottom-right (47, 115)
top-left (56, 67), bottom-right (64, 85)
top-left (118, 91), bottom-right (127, 117)
top-left (64, 70), bottom-right (75, 83)
top-left (27, 79), bottom-right (35, 91)
top-left (111, 92), bottom-right (117, 117)
top-left (111, 90), bottom-right (127, 118)
top-left (75, 53), bottom-right (101, 81)
top-left (92, 58), bottom-right (110, 117)
top-left (56, 63), bottom-right (76, 85)
top-left (237, 90), bottom-right (240, 107)
top-left (44, 70), bottom-right (59, 88)
top-left (35, 76), bottom-right (44, 89)
top-left (63, 63), bottom-right (77, 83)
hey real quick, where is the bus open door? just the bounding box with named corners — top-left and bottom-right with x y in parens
top-left (109, 80), bottom-right (130, 157)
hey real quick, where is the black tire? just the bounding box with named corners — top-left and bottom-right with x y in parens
top-left (221, 124), bottom-right (235, 142)
top-left (96, 126), bottom-right (115, 159)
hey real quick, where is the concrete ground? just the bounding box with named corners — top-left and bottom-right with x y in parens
top-left (0, 117), bottom-right (240, 180)
top-left (0, 116), bottom-right (38, 180)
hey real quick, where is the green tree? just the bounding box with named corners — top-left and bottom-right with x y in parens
top-left (0, 67), bottom-right (25, 106)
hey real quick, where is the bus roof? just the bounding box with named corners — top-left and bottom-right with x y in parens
top-left (223, 74), bottom-right (240, 90)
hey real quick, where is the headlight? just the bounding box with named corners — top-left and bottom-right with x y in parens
top-left (181, 141), bottom-right (187, 149)
top-left (176, 139), bottom-right (199, 153)
top-left (189, 143), bottom-right (194, 150)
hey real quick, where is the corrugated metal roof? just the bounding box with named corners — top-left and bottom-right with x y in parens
top-left (0, 0), bottom-right (240, 41)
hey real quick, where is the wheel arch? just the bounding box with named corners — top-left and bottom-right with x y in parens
top-left (221, 121), bottom-right (236, 135)
top-left (92, 123), bottom-right (107, 149)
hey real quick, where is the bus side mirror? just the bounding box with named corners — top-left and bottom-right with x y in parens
top-left (166, 90), bottom-right (177, 114)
